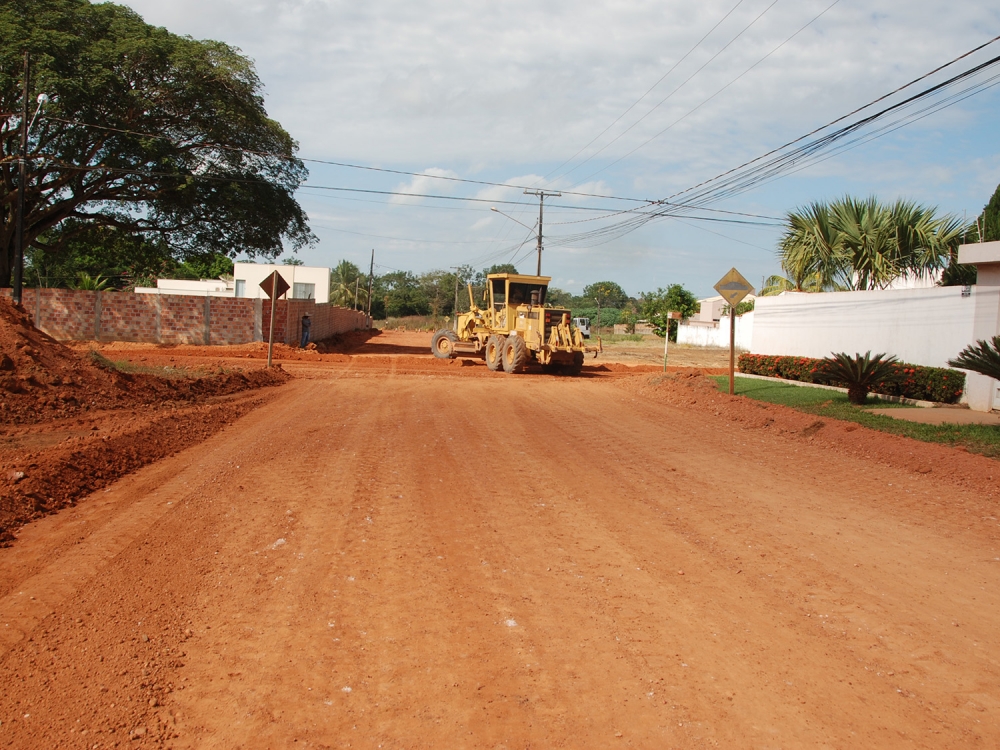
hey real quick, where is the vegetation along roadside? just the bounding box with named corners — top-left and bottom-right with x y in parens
top-left (714, 375), bottom-right (1000, 458)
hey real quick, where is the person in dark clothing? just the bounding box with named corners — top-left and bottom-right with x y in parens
top-left (300, 312), bottom-right (312, 348)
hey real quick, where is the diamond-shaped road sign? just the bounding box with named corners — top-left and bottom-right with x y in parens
top-left (713, 267), bottom-right (754, 307)
top-left (260, 270), bottom-right (290, 300)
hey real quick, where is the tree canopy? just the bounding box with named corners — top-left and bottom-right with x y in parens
top-left (639, 284), bottom-right (698, 340)
top-left (582, 280), bottom-right (629, 309)
top-left (1, 0), bottom-right (313, 287)
top-left (767, 196), bottom-right (964, 293)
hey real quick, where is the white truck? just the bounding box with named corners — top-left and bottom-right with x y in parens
top-left (572, 317), bottom-right (591, 339)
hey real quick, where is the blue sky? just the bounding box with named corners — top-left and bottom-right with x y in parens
top-left (122, 0), bottom-right (1000, 298)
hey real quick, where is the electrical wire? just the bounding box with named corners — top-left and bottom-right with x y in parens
top-left (551, 0), bottom-right (781, 185)
top-left (570, 0), bottom-right (843, 188)
top-left (540, 0), bottom-right (749, 183)
top-left (38, 115), bottom-right (656, 204)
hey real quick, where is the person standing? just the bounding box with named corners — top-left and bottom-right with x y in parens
top-left (300, 312), bottom-right (312, 348)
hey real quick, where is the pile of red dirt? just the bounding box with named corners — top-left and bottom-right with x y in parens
top-left (0, 298), bottom-right (291, 425)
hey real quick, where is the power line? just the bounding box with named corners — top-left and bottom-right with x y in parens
top-left (550, 36), bottom-right (1000, 248)
top-left (551, 0), bottom-right (781, 184)
top-left (540, 0), bottom-right (749, 183)
top-left (39, 114), bottom-right (656, 204)
top-left (570, 0), bottom-right (843, 188)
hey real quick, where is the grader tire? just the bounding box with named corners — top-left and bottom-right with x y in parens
top-left (502, 335), bottom-right (528, 373)
top-left (431, 329), bottom-right (458, 359)
top-left (485, 335), bottom-right (505, 371)
top-left (564, 351), bottom-right (585, 376)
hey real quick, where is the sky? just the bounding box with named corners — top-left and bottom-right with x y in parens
top-left (120, 0), bottom-right (1000, 298)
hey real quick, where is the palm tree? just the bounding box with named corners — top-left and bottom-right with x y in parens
top-left (330, 260), bottom-right (363, 307)
top-left (776, 196), bottom-right (967, 292)
top-left (778, 201), bottom-right (846, 291)
top-left (949, 337), bottom-right (1000, 381)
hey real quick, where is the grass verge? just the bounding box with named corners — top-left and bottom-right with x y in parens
top-left (88, 350), bottom-right (221, 379)
top-left (713, 375), bottom-right (1000, 458)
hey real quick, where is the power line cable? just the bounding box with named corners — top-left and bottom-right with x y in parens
top-left (552, 0), bottom-right (781, 184)
top-left (540, 0), bottom-right (749, 183)
top-left (570, 0), bottom-right (843, 187)
top-left (39, 115), bottom-right (656, 204)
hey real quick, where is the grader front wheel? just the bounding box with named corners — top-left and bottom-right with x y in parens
top-left (431, 329), bottom-right (458, 359)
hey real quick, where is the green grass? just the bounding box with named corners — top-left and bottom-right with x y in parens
top-left (712, 375), bottom-right (1000, 458)
top-left (599, 333), bottom-right (647, 343)
top-left (87, 350), bottom-right (220, 379)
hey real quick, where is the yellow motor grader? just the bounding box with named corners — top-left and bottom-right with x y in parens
top-left (430, 273), bottom-right (601, 374)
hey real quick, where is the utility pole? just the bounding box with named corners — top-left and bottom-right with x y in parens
top-left (354, 276), bottom-right (359, 310)
top-left (13, 52), bottom-right (30, 306)
top-left (449, 266), bottom-right (461, 331)
top-left (523, 189), bottom-right (560, 275)
top-left (366, 249), bottom-right (374, 323)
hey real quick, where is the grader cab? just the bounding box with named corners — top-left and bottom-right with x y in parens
top-left (430, 273), bottom-right (601, 374)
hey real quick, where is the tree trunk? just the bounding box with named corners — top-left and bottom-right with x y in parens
top-left (847, 385), bottom-right (868, 405)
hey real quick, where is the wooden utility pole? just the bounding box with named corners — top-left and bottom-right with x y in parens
top-left (523, 189), bottom-right (561, 275)
top-left (13, 52), bottom-right (30, 306)
top-left (366, 249), bottom-right (374, 324)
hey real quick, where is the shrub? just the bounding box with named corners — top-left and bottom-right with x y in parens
top-left (820, 352), bottom-right (899, 405)
top-left (737, 352), bottom-right (965, 404)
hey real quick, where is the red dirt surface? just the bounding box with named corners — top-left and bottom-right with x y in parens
top-left (0, 298), bottom-right (290, 542)
top-left (2, 327), bottom-right (999, 748)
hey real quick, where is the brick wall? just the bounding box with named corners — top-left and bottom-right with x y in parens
top-left (209, 297), bottom-right (258, 345)
top-left (2, 288), bottom-right (368, 345)
top-left (99, 292), bottom-right (160, 343)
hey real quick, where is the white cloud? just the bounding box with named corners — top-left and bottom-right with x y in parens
top-left (120, 0), bottom-right (1000, 294)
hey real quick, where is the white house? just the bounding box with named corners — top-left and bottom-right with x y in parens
top-left (233, 263), bottom-right (330, 304)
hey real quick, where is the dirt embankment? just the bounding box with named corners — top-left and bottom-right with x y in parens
top-left (621, 371), bottom-right (999, 500)
top-left (0, 298), bottom-right (291, 543)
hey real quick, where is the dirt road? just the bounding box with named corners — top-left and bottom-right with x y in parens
top-left (1, 353), bottom-right (999, 747)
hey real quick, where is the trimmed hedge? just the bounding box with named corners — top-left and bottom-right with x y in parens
top-left (736, 353), bottom-right (966, 404)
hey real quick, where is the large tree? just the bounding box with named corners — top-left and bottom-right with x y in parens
top-left (1, 0), bottom-right (313, 288)
top-left (770, 196), bottom-right (964, 293)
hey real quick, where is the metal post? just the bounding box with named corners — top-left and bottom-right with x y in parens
top-left (663, 325), bottom-right (669, 372)
top-left (267, 272), bottom-right (277, 368)
top-left (523, 189), bottom-right (560, 275)
top-left (729, 311), bottom-right (736, 395)
top-left (354, 276), bottom-right (359, 310)
top-left (366, 249), bottom-right (374, 324)
top-left (13, 52), bottom-right (30, 306)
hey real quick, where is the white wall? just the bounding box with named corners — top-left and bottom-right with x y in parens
top-left (751, 287), bottom-right (987, 369)
top-left (678, 312), bottom-right (753, 349)
top-left (234, 263), bottom-right (330, 304)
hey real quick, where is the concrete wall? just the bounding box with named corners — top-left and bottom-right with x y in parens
top-left (750, 286), bottom-right (983, 369)
top-left (2, 289), bottom-right (366, 346)
top-left (678, 312), bottom-right (753, 349)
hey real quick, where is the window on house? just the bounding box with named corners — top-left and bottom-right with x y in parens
top-left (293, 282), bottom-right (315, 300)
top-left (235, 279), bottom-right (246, 297)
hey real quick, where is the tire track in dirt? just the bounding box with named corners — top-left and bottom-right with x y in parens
top-left (2, 371), bottom-right (999, 748)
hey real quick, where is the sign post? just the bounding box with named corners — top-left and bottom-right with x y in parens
top-left (662, 311), bottom-right (682, 372)
top-left (259, 270), bottom-right (290, 368)
top-left (713, 268), bottom-right (754, 396)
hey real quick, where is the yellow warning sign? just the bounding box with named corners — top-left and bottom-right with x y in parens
top-left (713, 267), bottom-right (754, 307)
